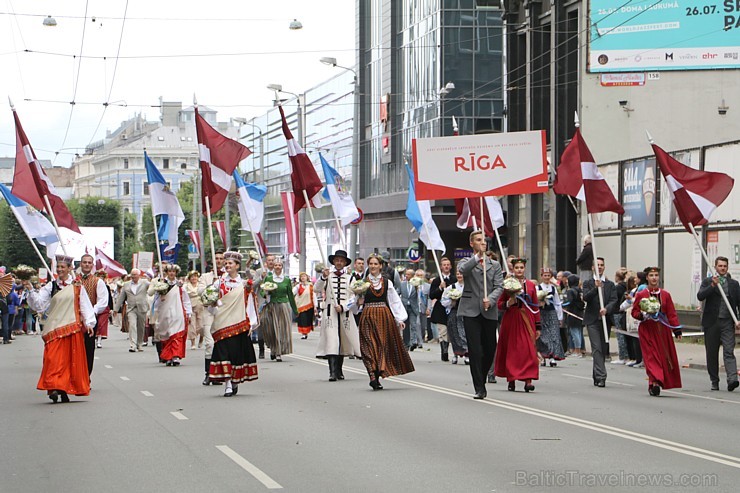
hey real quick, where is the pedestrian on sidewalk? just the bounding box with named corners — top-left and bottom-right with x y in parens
top-left (697, 256), bottom-right (740, 392)
top-left (564, 274), bottom-right (585, 358)
top-left (632, 266), bottom-right (682, 397)
top-left (619, 272), bottom-right (644, 367)
top-left (583, 257), bottom-right (618, 388)
top-left (458, 230), bottom-right (504, 399)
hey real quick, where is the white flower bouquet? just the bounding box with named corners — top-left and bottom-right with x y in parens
top-left (314, 263), bottom-right (326, 274)
top-left (503, 276), bottom-right (523, 295)
top-left (248, 250), bottom-right (260, 260)
top-left (639, 296), bottom-right (661, 315)
top-left (200, 285), bottom-right (220, 306)
top-left (446, 287), bottom-right (462, 300)
top-left (409, 276), bottom-right (424, 288)
top-left (350, 279), bottom-right (371, 295)
top-left (13, 264), bottom-right (36, 281)
top-left (151, 280), bottom-right (170, 295)
top-left (261, 281), bottom-right (278, 293)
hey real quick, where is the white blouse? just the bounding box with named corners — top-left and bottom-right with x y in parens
top-left (349, 273), bottom-right (408, 323)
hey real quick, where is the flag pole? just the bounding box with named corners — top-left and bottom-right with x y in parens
top-left (480, 196), bottom-right (488, 310)
top-left (152, 212), bottom-right (164, 272)
top-left (42, 194), bottom-right (70, 257)
top-left (205, 196), bottom-right (218, 276)
top-left (688, 222), bottom-right (739, 326)
top-left (587, 213), bottom-right (610, 341)
top-left (242, 208), bottom-right (264, 270)
top-left (301, 189), bottom-right (335, 309)
top-left (333, 215), bottom-right (348, 251)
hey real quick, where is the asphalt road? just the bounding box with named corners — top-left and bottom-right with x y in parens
top-left (2, 327), bottom-right (739, 492)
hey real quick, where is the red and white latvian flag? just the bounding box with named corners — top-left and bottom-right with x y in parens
top-left (187, 230), bottom-right (201, 254)
top-left (11, 107), bottom-right (82, 233)
top-left (278, 106), bottom-right (323, 211)
top-left (254, 232), bottom-right (268, 258)
top-left (195, 107), bottom-right (252, 214)
top-left (94, 247), bottom-right (127, 278)
top-left (212, 220), bottom-right (227, 248)
top-left (280, 191), bottom-right (300, 253)
top-left (554, 128), bottom-right (624, 214)
top-left (455, 196), bottom-right (505, 235)
top-left (652, 143), bottom-right (734, 231)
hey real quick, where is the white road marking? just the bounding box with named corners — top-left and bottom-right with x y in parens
top-left (216, 445), bottom-right (282, 489)
top-left (170, 411), bottom-right (188, 420)
top-left (140, 391), bottom-right (154, 397)
top-left (94, 356), bottom-right (100, 360)
top-left (661, 389), bottom-right (740, 405)
top-left (562, 373), bottom-right (635, 387)
top-left (104, 365), bottom-right (113, 369)
top-left (287, 353), bottom-right (740, 470)
top-left (120, 376), bottom-right (130, 381)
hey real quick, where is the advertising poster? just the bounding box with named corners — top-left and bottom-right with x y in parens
top-left (622, 158), bottom-right (656, 227)
top-left (589, 0), bottom-right (740, 72)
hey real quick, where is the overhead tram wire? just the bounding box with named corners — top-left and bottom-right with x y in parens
top-left (54, 0), bottom-right (90, 165)
top-left (85, 0), bottom-right (130, 149)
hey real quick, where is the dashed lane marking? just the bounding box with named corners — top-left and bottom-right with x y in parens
top-left (217, 445), bottom-right (282, 489)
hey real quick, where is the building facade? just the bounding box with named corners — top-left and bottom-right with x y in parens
top-left (356, 0), bottom-right (505, 266)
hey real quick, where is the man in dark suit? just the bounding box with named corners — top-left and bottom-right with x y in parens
top-left (458, 231), bottom-right (504, 399)
top-left (697, 256), bottom-right (740, 391)
top-left (429, 257), bottom-right (453, 361)
top-left (400, 269), bottom-right (421, 349)
top-left (582, 257), bottom-right (618, 388)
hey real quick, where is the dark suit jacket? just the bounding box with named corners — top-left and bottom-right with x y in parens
top-left (429, 274), bottom-right (453, 324)
top-left (582, 278), bottom-right (618, 326)
top-left (697, 275), bottom-right (740, 329)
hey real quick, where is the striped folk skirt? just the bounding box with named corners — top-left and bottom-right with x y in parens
top-left (262, 301), bottom-right (294, 356)
top-left (359, 303), bottom-right (415, 379)
top-left (209, 331), bottom-right (258, 384)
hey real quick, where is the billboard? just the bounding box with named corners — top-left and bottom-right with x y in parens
top-left (589, 0), bottom-right (740, 72)
top-left (412, 131), bottom-right (548, 200)
top-left (622, 158), bottom-right (656, 227)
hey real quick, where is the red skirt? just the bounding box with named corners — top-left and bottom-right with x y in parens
top-left (160, 329), bottom-right (187, 361)
top-left (37, 331), bottom-right (90, 396)
top-left (495, 306), bottom-right (540, 382)
top-left (638, 320), bottom-right (682, 390)
top-left (97, 309), bottom-right (110, 338)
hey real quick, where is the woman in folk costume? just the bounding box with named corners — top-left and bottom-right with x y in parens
top-left (185, 271), bottom-right (206, 349)
top-left (440, 269), bottom-right (468, 364)
top-left (537, 267), bottom-right (564, 367)
top-left (495, 258), bottom-right (541, 392)
top-left (25, 255), bottom-right (96, 403)
top-left (631, 266), bottom-right (682, 397)
top-left (150, 264), bottom-right (192, 366)
top-left (95, 269), bottom-right (113, 349)
top-left (352, 253), bottom-right (414, 390)
top-left (315, 249), bottom-right (362, 381)
top-left (260, 259), bottom-right (297, 362)
top-left (208, 251), bottom-right (259, 397)
top-left (293, 272), bottom-right (316, 339)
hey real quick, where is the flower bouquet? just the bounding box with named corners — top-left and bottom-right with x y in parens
top-left (350, 279), bottom-right (371, 295)
top-left (409, 276), bottom-right (424, 288)
top-left (13, 264), bottom-right (36, 281)
top-left (200, 285), bottom-right (220, 306)
top-left (248, 250), bottom-right (260, 261)
top-left (151, 280), bottom-right (169, 295)
top-left (639, 296), bottom-right (661, 315)
top-left (446, 287), bottom-right (462, 300)
top-left (261, 281), bottom-right (278, 293)
top-left (503, 276), bottom-right (523, 295)
top-left (314, 263), bottom-right (326, 274)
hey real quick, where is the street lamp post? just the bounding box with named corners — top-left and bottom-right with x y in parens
top-left (267, 84), bottom-right (306, 274)
top-left (320, 57), bottom-right (360, 258)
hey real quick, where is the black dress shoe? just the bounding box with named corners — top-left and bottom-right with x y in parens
top-left (508, 381), bottom-right (515, 392)
top-left (369, 379), bottom-right (382, 391)
top-left (329, 374), bottom-right (337, 382)
top-left (60, 392), bottom-right (70, 403)
top-left (487, 374), bottom-right (497, 384)
top-left (232, 385), bottom-right (238, 396)
top-left (711, 382), bottom-right (720, 391)
top-left (48, 390), bottom-right (59, 403)
top-left (270, 354), bottom-right (276, 361)
top-left (524, 384), bottom-right (535, 393)
top-left (202, 375), bottom-right (211, 386)
top-left (473, 391), bottom-right (487, 399)
top-left (595, 380), bottom-right (606, 388)
top-left (649, 384), bottom-right (661, 396)
top-left (728, 381), bottom-right (739, 392)
top-left (129, 349), bottom-right (136, 353)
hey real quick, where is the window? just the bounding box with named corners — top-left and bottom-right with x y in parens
top-left (123, 181), bottom-right (130, 196)
top-left (123, 158), bottom-right (129, 169)
top-left (143, 182), bottom-right (150, 196)
top-left (180, 162), bottom-right (187, 169)
top-left (163, 158), bottom-right (170, 169)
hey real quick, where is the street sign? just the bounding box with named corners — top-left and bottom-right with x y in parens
top-left (351, 207), bottom-right (364, 225)
top-left (407, 244), bottom-right (421, 263)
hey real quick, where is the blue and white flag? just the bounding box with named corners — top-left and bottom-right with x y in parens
top-left (405, 164), bottom-right (446, 253)
top-left (233, 170), bottom-right (267, 233)
top-left (0, 183), bottom-right (59, 258)
top-left (145, 152), bottom-right (184, 252)
top-left (320, 153), bottom-right (359, 226)
top-left (157, 215), bottom-right (181, 264)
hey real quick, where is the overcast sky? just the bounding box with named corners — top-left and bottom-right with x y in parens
top-left (0, 0), bottom-right (355, 166)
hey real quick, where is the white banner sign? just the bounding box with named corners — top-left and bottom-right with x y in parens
top-left (412, 131), bottom-right (548, 200)
top-left (136, 252), bottom-right (154, 272)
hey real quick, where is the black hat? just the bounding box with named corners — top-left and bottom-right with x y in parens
top-left (328, 249), bottom-right (351, 265)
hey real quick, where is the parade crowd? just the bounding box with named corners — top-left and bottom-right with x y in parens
top-left (1, 231), bottom-right (739, 404)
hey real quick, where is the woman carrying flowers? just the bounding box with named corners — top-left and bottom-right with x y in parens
top-left (440, 269), bottom-right (468, 364)
top-left (293, 272), bottom-right (317, 339)
top-left (260, 258), bottom-right (297, 362)
top-left (494, 258), bottom-right (541, 392)
top-left (149, 264), bottom-right (192, 367)
top-left (631, 266), bottom-right (682, 396)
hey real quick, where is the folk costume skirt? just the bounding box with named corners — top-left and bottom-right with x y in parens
top-left (358, 303), bottom-right (415, 379)
top-left (209, 331), bottom-right (258, 384)
top-left (263, 302), bottom-right (294, 356)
